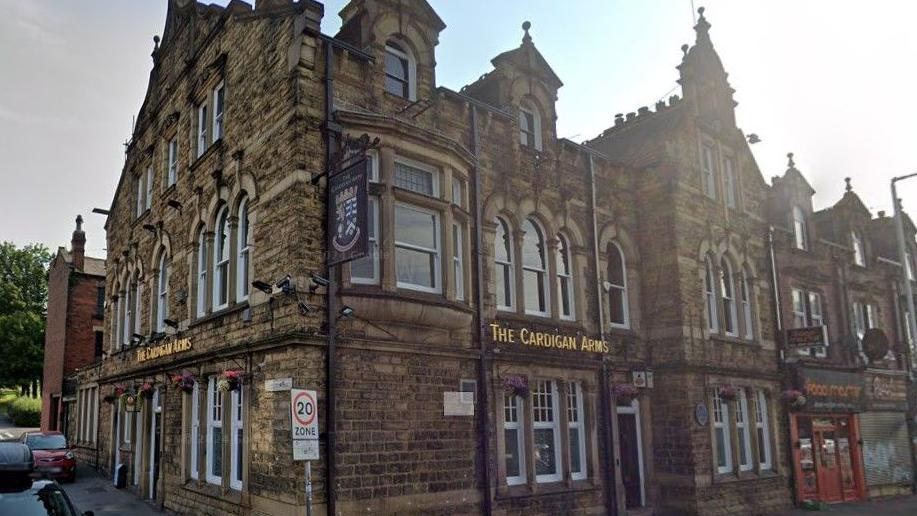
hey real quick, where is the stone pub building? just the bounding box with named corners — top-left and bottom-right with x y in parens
top-left (64, 1), bottom-right (917, 515)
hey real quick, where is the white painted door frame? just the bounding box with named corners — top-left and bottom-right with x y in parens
top-left (617, 399), bottom-right (646, 507)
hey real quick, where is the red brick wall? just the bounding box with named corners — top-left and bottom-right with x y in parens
top-left (64, 274), bottom-right (103, 376)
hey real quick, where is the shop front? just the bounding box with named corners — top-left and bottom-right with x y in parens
top-left (860, 371), bottom-right (913, 497)
top-left (788, 367), bottom-right (867, 505)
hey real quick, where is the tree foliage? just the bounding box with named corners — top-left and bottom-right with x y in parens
top-left (0, 242), bottom-right (51, 389)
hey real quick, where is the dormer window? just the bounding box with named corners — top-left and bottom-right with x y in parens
top-left (851, 231), bottom-right (866, 267)
top-left (384, 41), bottom-right (415, 100)
top-left (519, 102), bottom-right (542, 151)
top-left (792, 206), bottom-right (808, 251)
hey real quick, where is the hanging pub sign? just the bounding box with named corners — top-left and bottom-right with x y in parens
top-left (327, 158), bottom-right (369, 266)
top-left (785, 326), bottom-right (828, 349)
top-left (862, 328), bottom-right (890, 362)
top-left (797, 367), bottom-right (865, 413)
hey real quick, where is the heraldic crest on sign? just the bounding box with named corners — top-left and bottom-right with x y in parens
top-left (333, 183), bottom-right (360, 253)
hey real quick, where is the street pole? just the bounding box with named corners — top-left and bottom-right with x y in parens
top-left (892, 174), bottom-right (917, 374)
top-left (305, 461), bottom-right (313, 516)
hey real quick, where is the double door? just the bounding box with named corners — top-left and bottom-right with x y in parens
top-left (792, 415), bottom-right (863, 504)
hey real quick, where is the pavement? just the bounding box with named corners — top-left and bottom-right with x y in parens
top-left (775, 495), bottom-right (917, 515)
top-left (62, 464), bottom-right (168, 516)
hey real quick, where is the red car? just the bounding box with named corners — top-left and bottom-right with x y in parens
top-left (19, 431), bottom-right (76, 482)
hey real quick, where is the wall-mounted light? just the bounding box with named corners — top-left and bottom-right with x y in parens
top-left (163, 318), bottom-right (178, 329)
top-left (251, 280), bottom-right (273, 295)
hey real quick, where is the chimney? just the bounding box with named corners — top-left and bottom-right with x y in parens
top-left (71, 215), bottom-right (86, 271)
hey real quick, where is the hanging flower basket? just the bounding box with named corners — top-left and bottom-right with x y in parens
top-left (113, 384), bottom-right (126, 397)
top-left (503, 376), bottom-right (529, 398)
top-left (717, 384), bottom-right (739, 401)
top-left (171, 373), bottom-right (196, 394)
top-left (139, 382), bottom-right (155, 399)
top-left (612, 383), bottom-right (640, 402)
top-left (217, 370), bottom-right (243, 393)
top-left (782, 389), bottom-right (807, 409)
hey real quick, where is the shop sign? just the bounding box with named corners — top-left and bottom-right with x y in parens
top-left (868, 373), bottom-right (907, 411)
top-left (785, 326), bottom-right (828, 349)
top-left (135, 336), bottom-right (192, 363)
top-left (488, 321), bottom-right (609, 354)
top-left (798, 367), bottom-right (865, 413)
top-left (327, 158), bottom-right (368, 266)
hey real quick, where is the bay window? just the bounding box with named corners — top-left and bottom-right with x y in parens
top-left (350, 197), bottom-right (379, 284)
top-left (522, 219), bottom-right (548, 316)
top-left (394, 203), bottom-right (441, 293)
top-left (532, 380), bottom-right (561, 483)
top-left (206, 377), bottom-right (222, 485)
top-left (495, 217), bottom-right (515, 311)
top-left (453, 223), bottom-right (465, 301)
top-left (394, 159), bottom-right (438, 197)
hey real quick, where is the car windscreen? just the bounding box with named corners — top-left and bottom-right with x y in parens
top-left (0, 484), bottom-right (76, 516)
top-left (24, 435), bottom-right (67, 451)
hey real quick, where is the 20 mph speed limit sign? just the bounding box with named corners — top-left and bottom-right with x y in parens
top-left (291, 389), bottom-right (319, 460)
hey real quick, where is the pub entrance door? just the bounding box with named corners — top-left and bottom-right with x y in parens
top-left (616, 400), bottom-right (644, 509)
top-left (791, 414), bottom-right (864, 504)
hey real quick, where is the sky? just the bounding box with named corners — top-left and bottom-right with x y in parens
top-left (1, 0), bottom-right (915, 260)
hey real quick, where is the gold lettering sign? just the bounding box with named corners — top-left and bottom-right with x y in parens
top-left (135, 337), bottom-right (193, 363)
top-left (489, 322), bottom-right (609, 354)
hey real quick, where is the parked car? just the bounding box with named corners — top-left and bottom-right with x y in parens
top-left (0, 442), bottom-right (92, 516)
top-left (19, 432), bottom-right (76, 483)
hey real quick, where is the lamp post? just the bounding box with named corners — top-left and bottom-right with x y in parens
top-left (891, 173), bottom-right (917, 374)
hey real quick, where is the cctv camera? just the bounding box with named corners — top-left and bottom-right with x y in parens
top-left (310, 273), bottom-right (330, 287)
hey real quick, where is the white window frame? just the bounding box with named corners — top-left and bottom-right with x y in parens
top-left (532, 380), bottom-right (562, 483)
top-left (452, 176), bottom-right (465, 208)
top-left (236, 198), bottom-right (250, 303)
top-left (394, 202), bottom-right (442, 294)
top-left (754, 390), bottom-right (772, 470)
top-left (722, 154), bottom-right (737, 208)
top-left (156, 254), bottom-right (169, 332)
top-left (793, 206), bottom-right (809, 251)
top-left (213, 207), bottom-right (230, 310)
top-left (503, 393), bottom-right (526, 486)
top-left (522, 218), bottom-right (549, 317)
top-left (212, 82), bottom-right (225, 143)
top-left (167, 138), bottom-right (178, 187)
top-left (230, 389), bottom-right (243, 490)
top-left (384, 41), bottom-right (416, 101)
top-left (366, 150), bottom-right (380, 183)
top-left (720, 258), bottom-right (738, 337)
top-left (197, 102), bottom-right (208, 158)
top-left (135, 175), bottom-right (144, 218)
top-left (394, 157), bottom-right (440, 197)
top-left (704, 256), bottom-right (719, 332)
top-left (740, 271), bottom-right (753, 339)
top-left (557, 234), bottom-right (575, 321)
top-left (197, 229), bottom-right (208, 317)
top-left (712, 389), bottom-right (732, 474)
top-left (567, 381), bottom-right (587, 481)
top-left (519, 103), bottom-right (543, 151)
top-left (453, 223), bottom-right (465, 302)
top-left (852, 231), bottom-right (866, 267)
top-left (350, 197), bottom-right (380, 285)
top-left (190, 381), bottom-right (200, 480)
top-left (736, 390), bottom-right (754, 472)
top-left (495, 217), bottom-right (515, 311)
top-left (608, 242), bottom-right (629, 328)
top-left (205, 377), bottom-right (223, 485)
top-left (701, 143), bottom-right (717, 199)
top-left (145, 166), bottom-right (153, 210)
top-left (133, 282), bottom-right (142, 338)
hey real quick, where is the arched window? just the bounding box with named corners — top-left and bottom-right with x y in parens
top-left (495, 217), bottom-right (515, 311)
top-left (607, 242), bottom-right (628, 327)
top-left (384, 41), bottom-right (415, 100)
top-left (522, 218), bottom-right (548, 315)
top-left (156, 253), bottom-right (169, 332)
top-left (519, 101), bottom-right (542, 151)
top-left (851, 231), bottom-right (865, 266)
top-left (720, 258), bottom-right (737, 336)
top-left (740, 270), bottom-right (753, 339)
top-left (793, 206), bottom-right (808, 250)
top-left (196, 228), bottom-right (207, 317)
top-left (704, 256), bottom-right (718, 331)
top-left (213, 207), bottom-right (230, 310)
top-left (556, 234), bottom-right (574, 320)
top-left (236, 198), bottom-right (251, 302)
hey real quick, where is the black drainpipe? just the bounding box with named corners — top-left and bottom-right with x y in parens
top-left (588, 152), bottom-right (617, 515)
top-left (470, 105), bottom-right (493, 515)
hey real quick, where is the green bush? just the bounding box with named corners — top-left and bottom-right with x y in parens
top-left (7, 396), bottom-right (40, 427)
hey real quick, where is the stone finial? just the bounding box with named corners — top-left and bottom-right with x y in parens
top-left (75, 214), bottom-right (83, 232)
top-left (153, 35), bottom-right (160, 49)
top-left (694, 6), bottom-right (711, 43)
top-left (522, 21), bottom-right (532, 44)
top-left (681, 44), bottom-right (689, 57)
top-left (787, 152), bottom-right (795, 169)
top-left (845, 177), bottom-right (852, 192)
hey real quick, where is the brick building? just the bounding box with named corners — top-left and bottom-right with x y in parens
top-left (42, 215), bottom-right (106, 437)
top-left (770, 166), bottom-right (917, 504)
top-left (64, 1), bottom-right (917, 515)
